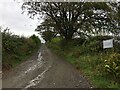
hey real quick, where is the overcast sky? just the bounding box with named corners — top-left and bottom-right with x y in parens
top-left (0, 0), bottom-right (119, 43)
top-left (0, 0), bottom-right (45, 43)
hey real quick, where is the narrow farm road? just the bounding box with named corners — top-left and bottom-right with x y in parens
top-left (3, 44), bottom-right (92, 88)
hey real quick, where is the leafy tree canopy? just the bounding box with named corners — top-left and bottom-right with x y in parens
top-left (22, 2), bottom-right (119, 40)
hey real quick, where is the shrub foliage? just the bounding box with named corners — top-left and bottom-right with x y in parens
top-left (2, 28), bottom-right (41, 71)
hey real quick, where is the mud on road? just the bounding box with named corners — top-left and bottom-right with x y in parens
top-left (3, 44), bottom-right (92, 88)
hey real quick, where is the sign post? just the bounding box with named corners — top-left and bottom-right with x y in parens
top-left (101, 39), bottom-right (114, 61)
top-left (103, 39), bottom-right (113, 49)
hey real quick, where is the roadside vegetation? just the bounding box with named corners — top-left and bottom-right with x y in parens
top-left (1, 27), bottom-right (41, 72)
top-left (47, 36), bottom-right (120, 88)
top-left (21, 2), bottom-right (120, 88)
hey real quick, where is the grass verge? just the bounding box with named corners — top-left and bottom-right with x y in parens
top-left (47, 37), bottom-right (120, 88)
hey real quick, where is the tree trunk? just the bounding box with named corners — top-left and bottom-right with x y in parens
top-left (64, 31), bottom-right (73, 40)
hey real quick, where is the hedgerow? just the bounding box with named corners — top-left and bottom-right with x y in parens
top-left (2, 27), bottom-right (41, 71)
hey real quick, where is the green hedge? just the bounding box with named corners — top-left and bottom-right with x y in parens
top-left (2, 29), bottom-right (41, 71)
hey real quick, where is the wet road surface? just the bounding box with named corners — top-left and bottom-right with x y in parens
top-left (3, 44), bottom-right (92, 88)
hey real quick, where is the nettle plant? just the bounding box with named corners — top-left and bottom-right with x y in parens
top-left (104, 53), bottom-right (120, 82)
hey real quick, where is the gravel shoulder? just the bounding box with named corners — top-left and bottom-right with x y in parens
top-left (3, 44), bottom-right (92, 88)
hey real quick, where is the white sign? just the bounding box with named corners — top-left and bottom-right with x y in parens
top-left (103, 39), bottom-right (113, 49)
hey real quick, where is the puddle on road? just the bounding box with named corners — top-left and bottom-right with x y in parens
top-left (24, 65), bottom-right (51, 89)
top-left (22, 50), bottom-right (52, 89)
top-left (17, 52), bottom-right (43, 78)
top-left (14, 50), bottom-right (52, 89)
top-left (24, 53), bottom-right (43, 74)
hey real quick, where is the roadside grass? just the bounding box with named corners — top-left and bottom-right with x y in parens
top-left (47, 37), bottom-right (120, 88)
top-left (77, 54), bottom-right (119, 88)
top-left (3, 48), bottom-right (39, 68)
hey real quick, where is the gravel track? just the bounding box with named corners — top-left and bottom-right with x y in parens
top-left (3, 44), bottom-right (92, 88)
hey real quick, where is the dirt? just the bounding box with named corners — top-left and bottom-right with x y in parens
top-left (3, 44), bottom-right (93, 88)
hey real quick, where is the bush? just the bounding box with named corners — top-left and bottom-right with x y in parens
top-left (80, 35), bottom-right (120, 54)
top-left (42, 31), bottom-right (55, 42)
top-left (114, 41), bottom-right (120, 53)
top-left (2, 28), bottom-right (41, 71)
top-left (72, 38), bottom-right (86, 46)
top-left (30, 34), bottom-right (41, 46)
top-left (104, 53), bottom-right (120, 83)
